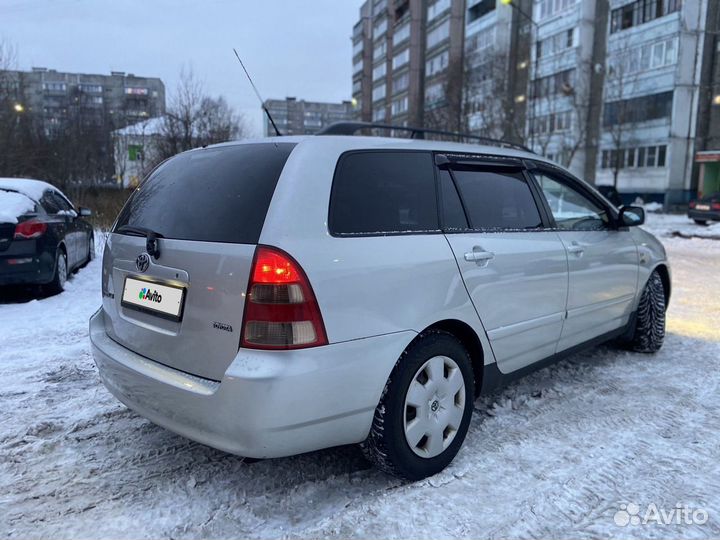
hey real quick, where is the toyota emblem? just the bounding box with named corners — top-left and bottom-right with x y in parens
top-left (136, 253), bottom-right (150, 272)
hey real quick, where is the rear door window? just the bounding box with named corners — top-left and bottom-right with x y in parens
top-left (450, 168), bottom-right (543, 230)
top-left (329, 151), bottom-right (439, 235)
top-left (114, 143), bottom-right (295, 244)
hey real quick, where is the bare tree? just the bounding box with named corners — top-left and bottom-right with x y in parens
top-left (156, 68), bottom-right (248, 161)
top-left (603, 38), bottom-right (640, 190)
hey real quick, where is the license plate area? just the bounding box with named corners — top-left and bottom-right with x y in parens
top-left (121, 276), bottom-right (186, 322)
top-left (696, 204), bottom-right (711, 211)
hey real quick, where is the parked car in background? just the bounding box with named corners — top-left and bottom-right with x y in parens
top-left (0, 178), bottom-right (94, 295)
top-left (688, 192), bottom-right (720, 225)
top-left (90, 124), bottom-right (670, 480)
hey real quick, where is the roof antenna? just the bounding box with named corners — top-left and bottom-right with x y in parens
top-left (233, 48), bottom-right (282, 137)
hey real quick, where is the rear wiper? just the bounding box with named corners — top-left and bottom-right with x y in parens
top-left (116, 225), bottom-right (163, 259)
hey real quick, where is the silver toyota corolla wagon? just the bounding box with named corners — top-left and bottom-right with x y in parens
top-left (90, 123), bottom-right (670, 480)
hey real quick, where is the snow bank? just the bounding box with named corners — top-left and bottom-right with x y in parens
top-left (0, 191), bottom-right (36, 223)
top-left (642, 212), bottom-right (720, 240)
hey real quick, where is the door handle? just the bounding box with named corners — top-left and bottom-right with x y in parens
top-left (567, 242), bottom-right (584, 256)
top-left (464, 248), bottom-right (495, 265)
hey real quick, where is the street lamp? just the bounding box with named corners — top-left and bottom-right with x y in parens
top-left (501, 0), bottom-right (539, 150)
top-left (13, 103), bottom-right (24, 113)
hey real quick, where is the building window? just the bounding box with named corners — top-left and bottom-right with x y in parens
top-left (373, 18), bottom-right (387, 38)
top-left (600, 145), bottom-right (668, 168)
top-left (353, 79), bottom-right (362, 94)
top-left (373, 62), bottom-right (387, 81)
top-left (537, 28), bottom-right (575, 58)
top-left (532, 111), bottom-right (572, 135)
top-left (425, 82), bottom-right (445, 107)
top-left (428, 0), bottom-right (451, 22)
top-left (603, 91), bottom-right (673, 126)
top-left (392, 48), bottom-right (410, 69)
top-left (537, 0), bottom-right (576, 21)
top-left (372, 0), bottom-right (387, 17)
top-left (532, 69), bottom-right (576, 99)
top-left (466, 27), bottom-right (495, 54)
top-left (393, 22), bottom-right (410, 46)
top-left (610, 0), bottom-right (682, 34)
top-left (353, 40), bottom-right (363, 57)
top-left (373, 107), bottom-right (386, 122)
top-left (468, 0), bottom-right (496, 22)
top-left (353, 58), bottom-right (363, 74)
top-left (78, 84), bottom-right (103, 93)
top-left (391, 95), bottom-right (409, 115)
top-left (427, 20), bottom-right (450, 49)
top-left (43, 82), bottom-right (67, 92)
top-left (373, 41), bottom-right (387, 61)
top-left (124, 87), bottom-right (149, 95)
top-left (373, 83), bottom-right (386, 102)
top-left (426, 50), bottom-right (449, 77)
top-left (608, 37), bottom-right (678, 76)
top-left (128, 145), bottom-right (143, 162)
top-left (392, 72), bottom-right (409, 94)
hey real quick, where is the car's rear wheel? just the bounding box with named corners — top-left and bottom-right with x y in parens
top-left (694, 219), bottom-right (708, 225)
top-left (628, 270), bottom-right (666, 353)
top-left (45, 250), bottom-right (67, 295)
top-left (83, 234), bottom-right (95, 267)
top-left (361, 330), bottom-right (475, 480)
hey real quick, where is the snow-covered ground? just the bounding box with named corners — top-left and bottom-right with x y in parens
top-left (1, 215), bottom-right (719, 539)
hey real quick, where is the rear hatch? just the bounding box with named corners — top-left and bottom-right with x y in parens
top-left (102, 142), bottom-right (296, 380)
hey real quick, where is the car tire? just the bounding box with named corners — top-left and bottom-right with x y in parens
top-left (694, 219), bottom-right (708, 225)
top-left (360, 330), bottom-right (475, 481)
top-left (628, 270), bottom-right (666, 353)
top-left (45, 249), bottom-right (68, 296)
top-left (82, 234), bottom-right (95, 267)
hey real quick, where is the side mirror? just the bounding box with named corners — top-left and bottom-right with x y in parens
top-left (79, 207), bottom-right (92, 217)
top-left (619, 205), bottom-right (645, 227)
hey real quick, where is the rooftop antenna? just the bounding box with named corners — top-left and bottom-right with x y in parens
top-left (233, 48), bottom-right (282, 137)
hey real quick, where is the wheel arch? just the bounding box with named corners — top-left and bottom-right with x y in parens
top-left (421, 319), bottom-right (485, 397)
top-left (652, 263), bottom-right (671, 307)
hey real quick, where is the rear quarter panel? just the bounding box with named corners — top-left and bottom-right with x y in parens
top-left (259, 138), bottom-right (495, 364)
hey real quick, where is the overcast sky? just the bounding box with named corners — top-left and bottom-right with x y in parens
top-left (1, 0), bottom-right (365, 136)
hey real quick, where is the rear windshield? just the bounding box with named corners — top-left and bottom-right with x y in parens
top-left (114, 143), bottom-right (295, 244)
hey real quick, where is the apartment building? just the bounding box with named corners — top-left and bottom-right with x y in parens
top-left (262, 97), bottom-right (354, 136)
top-left (464, 0), bottom-right (531, 143)
top-left (596, 0), bottom-right (706, 204)
top-left (351, 0), bottom-right (714, 204)
top-left (352, 0), bottom-right (466, 131)
top-left (3, 67), bottom-right (165, 136)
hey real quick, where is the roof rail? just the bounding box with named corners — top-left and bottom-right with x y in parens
top-left (316, 121), bottom-right (534, 154)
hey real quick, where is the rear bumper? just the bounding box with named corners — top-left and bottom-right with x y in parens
top-left (0, 252), bottom-right (54, 285)
top-left (688, 210), bottom-right (720, 221)
top-left (89, 309), bottom-right (413, 458)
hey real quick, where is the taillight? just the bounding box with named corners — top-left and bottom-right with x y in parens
top-left (689, 200), bottom-right (696, 209)
top-left (240, 246), bottom-right (328, 350)
top-left (712, 202), bottom-right (720, 210)
top-left (14, 219), bottom-right (47, 239)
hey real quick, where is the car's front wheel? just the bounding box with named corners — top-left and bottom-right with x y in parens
top-left (628, 270), bottom-right (666, 353)
top-left (361, 330), bottom-right (475, 480)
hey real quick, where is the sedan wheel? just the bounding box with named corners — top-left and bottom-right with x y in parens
top-left (45, 251), bottom-right (67, 295)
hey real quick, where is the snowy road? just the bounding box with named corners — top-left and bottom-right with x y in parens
top-left (2, 215), bottom-right (720, 539)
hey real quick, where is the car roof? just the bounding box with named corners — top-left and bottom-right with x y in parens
top-left (206, 135), bottom-right (549, 164)
top-left (0, 178), bottom-right (58, 202)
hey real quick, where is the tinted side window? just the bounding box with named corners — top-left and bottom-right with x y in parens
top-left (329, 151), bottom-right (439, 235)
top-left (439, 169), bottom-right (468, 230)
top-left (451, 168), bottom-right (542, 230)
top-left (114, 143), bottom-right (295, 244)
